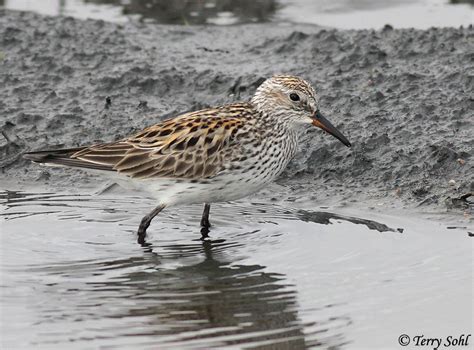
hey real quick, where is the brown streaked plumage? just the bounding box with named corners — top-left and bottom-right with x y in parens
top-left (70, 103), bottom-right (254, 180)
top-left (24, 75), bottom-right (351, 246)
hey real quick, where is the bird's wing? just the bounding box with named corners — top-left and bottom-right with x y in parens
top-left (70, 103), bottom-right (254, 179)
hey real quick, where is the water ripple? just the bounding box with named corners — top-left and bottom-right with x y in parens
top-left (1, 190), bottom-right (470, 349)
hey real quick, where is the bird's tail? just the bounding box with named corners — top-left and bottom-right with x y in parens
top-left (23, 147), bottom-right (113, 171)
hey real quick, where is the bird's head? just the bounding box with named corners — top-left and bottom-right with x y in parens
top-left (251, 75), bottom-right (351, 147)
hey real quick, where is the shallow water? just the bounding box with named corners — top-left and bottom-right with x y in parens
top-left (2, 0), bottom-right (473, 28)
top-left (0, 191), bottom-right (472, 349)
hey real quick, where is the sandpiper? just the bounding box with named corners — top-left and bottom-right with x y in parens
top-left (24, 75), bottom-right (351, 245)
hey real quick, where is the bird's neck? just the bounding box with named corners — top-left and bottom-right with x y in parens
top-left (257, 108), bottom-right (295, 131)
top-left (253, 111), bottom-right (297, 148)
top-left (248, 100), bottom-right (298, 139)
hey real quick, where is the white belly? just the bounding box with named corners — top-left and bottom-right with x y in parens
top-left (139, 174), bottom-right (271, 206)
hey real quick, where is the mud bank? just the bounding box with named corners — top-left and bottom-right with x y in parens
top-left (0, 10), bottom-right (472, 210)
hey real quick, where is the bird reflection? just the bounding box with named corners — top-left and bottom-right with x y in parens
top-left (33, 241), bottom-right (347, 348)
top-left (94, 241), bottom-right (311, 347)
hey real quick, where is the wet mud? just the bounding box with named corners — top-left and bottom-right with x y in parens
top-left (0, 10), bottom-right (472, 211)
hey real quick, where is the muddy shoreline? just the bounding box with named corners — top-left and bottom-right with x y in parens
top-left (0, 10), bottom-right (472, 211)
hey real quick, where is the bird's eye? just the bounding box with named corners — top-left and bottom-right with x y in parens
top-left (289, 93), bottom-right (300, 102)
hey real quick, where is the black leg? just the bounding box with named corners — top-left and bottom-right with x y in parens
top-left (137, 204), bottom-right (165, 246)
top-left (200, 203), bottom-right (211, 239)
top-left (200, 203), bottom-right (211, 229)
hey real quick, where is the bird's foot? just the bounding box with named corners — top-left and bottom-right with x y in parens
top-left (137, 227), bottom-right (150, 247)
top-left (200, 226), bottom-right (210, 240)
top-left (200, 218), bottom-right (211, 229)
top-left (137, 234), bottom-right (148, 246)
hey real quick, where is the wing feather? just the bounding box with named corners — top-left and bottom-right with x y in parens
top-left (69, 103), bottom-right (254, 180)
